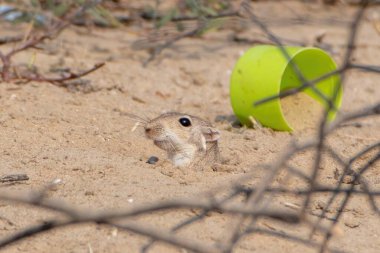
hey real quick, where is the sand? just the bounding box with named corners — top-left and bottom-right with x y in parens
top-left (0, 1), bottom-right (379, 253)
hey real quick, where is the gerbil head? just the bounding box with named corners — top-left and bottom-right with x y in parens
top-left (143, 112), bottom-right (220, 167)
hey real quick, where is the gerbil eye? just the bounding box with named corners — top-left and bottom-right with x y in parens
top-left (179, 117), bottom-right (191, 127)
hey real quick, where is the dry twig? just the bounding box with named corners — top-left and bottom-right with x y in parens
top-left (0, 0), bottom-right (104, 86)
top-left (0, 1), bottom-right (379, 253)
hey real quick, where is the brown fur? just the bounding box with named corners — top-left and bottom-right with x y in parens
top-left (143, 112), bottom-right (220, 167)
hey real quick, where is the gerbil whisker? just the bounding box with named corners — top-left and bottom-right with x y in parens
top-left (122, 112), bottom-right (149, 124)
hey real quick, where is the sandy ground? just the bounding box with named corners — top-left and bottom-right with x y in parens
top-left (0, 1), bottom-right (379, 253)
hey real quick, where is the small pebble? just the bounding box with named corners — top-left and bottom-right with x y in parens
top-left (52, 178), bottom-right (62, 185)
top-left (111, 228), bottom-right (118, 237)
top-left (344, 219), bottom-right (360, 228)
top-left (85, 191), bottom-right (95, 196)
top-left (146, 156), bottom-right (159, 164)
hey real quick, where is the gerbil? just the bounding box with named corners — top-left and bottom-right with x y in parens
top-left (131, 112), bottom-right (220, 167)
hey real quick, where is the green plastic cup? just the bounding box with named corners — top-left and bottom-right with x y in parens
top-left (230, 45), bottom-right (342, 131)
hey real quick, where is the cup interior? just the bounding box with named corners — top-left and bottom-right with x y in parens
top-left (280, 48), bottom-right (342, 124)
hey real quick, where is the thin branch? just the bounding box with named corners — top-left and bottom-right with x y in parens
top-left (0, 174), bottom-right (29, 183)
top-left (18, 62), bottom-right (106, 85)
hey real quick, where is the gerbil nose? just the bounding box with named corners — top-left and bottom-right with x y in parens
top-left (145, 127), bottom-right (154, 139)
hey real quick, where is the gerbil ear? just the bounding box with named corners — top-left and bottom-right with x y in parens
top-left (201, 126), bottom-right (220, 142)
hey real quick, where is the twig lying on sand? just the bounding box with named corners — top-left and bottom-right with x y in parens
top-left (0, 174), bottom-right (29, 183)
